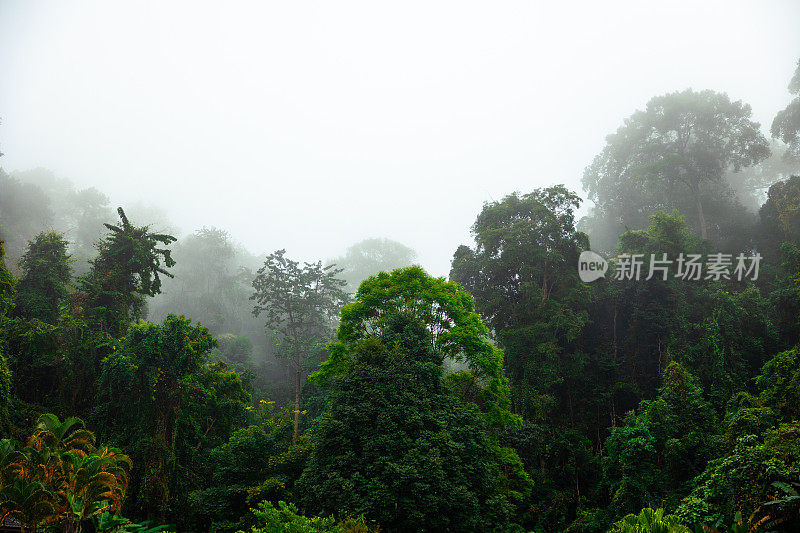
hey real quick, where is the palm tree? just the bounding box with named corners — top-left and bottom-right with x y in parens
top-left (59, 447), bottom-right (131, 532)
top-left (0, 415), bottom-right (132, 533)
top-left (17, 446), bottom-right (61, 489)
top-left (0, 439), bottom-right (26, 485)
top-left (27, 414), bottom-right (95, 456)
top-left (610, 507), bottom-right (691, 533)
top-left (0, 478), bottom-right (57, 533)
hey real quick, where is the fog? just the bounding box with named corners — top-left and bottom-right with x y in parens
top-left (1, 0), bottom-right (798, 275)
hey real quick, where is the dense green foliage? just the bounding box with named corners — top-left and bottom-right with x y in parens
top-left (0, 241), bottom-right (16, 432)
top-left (11, 232), bottom-right (71, 324)
top-left (187, 405), bottom-right (310, 532)
top-left (450, 186), bottom-right (590, 425)
top-left (240, 500), bottom-right (377, 533)
top-left (609, 508), bottom-right (689, 533)
top-left (301, 312), bottom-right (514, 532)
top-left (318, 265), bottom-right (516, 429)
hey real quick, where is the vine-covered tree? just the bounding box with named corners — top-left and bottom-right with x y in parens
top-left (95, 315), bottom-right (222, 520)
top-left (11, 232), bottom-right (71, 324)
top-left (0, 240), bottom-right (15, 431)
top-left (79, 207), bottom-right (176, 336)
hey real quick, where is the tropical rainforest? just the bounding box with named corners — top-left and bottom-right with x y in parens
top-left (1, 58), bottom-right (800, 533)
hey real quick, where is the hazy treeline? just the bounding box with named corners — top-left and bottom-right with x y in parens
top-left (0, 168), bottom-right (418, 405)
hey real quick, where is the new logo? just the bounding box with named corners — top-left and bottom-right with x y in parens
top-left (578, 251), bottom-right (608, 282)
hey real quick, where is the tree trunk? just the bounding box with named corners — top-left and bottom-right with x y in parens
top-left (62, 520), bottom-right (81, 533)
top-left (150, 383), bottom-right (178, 522)
top-left (293, 369), bottom-right (301, 444)
top-left (541, 265), bottom-right (550, 303)
top-left (693, 183), bottom-right (708, 239)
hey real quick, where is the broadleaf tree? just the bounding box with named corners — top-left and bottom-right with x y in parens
top-left (316, 265), bottom-right (518, 430)
top-left (772, 58), bottom-right (800, 159)
top-left (583, 89), bottom-right (770, 248)
top-left (251, 249), bottom-right (347, 443)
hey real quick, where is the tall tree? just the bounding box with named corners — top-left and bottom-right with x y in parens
top-left (772, 58), bottom-right (800, 159)
top-left (1, 233), bottom-right (71, 408)
top-left (756, 176), bottom-right (800, 347)
top-left (251, 250), bottom-right (347, 443)
top-left (0, 171), bottom-right (54, 267)
top-left (318, 265), bottom-right (517, 429)
top-left (12, 232), bottom-right (71, 324)
top-left (328, 238), bottom-right (417, 294)
top-left (150, 227), bottom-right (257, 336)
top-left (79, 207), bottom-right (176, 337)
top-left (96, 315), bottom-right (215, 520)
top-left (603, 363), bottom-right (721, 516)
top-left (450, 186), bottom-right (591, 423)
top-left (298, 314), bottom-right (512, 532)
top-left (0, 240), bottom-right (15, 431)
top-left (583, 89), bottom-right (770, 246)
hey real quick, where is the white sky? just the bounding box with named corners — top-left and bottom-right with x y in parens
top-left (1, 1), bottom-right (798, 276)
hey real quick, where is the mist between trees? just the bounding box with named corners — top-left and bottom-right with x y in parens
top-left (0, 59), bottom-right (799, 533)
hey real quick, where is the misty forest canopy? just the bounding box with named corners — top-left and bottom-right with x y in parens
top-left (1, 56), bottom-right (800, 532)
top-left (581, 88), bottom-right (798, 252)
